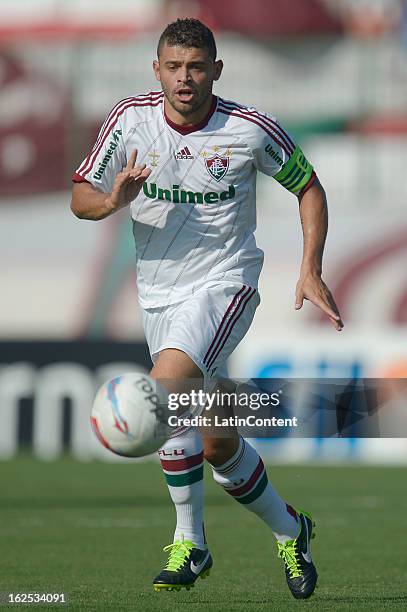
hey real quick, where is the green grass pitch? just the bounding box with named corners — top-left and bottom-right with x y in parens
top-left (1, 457), bottom-right (406, 611)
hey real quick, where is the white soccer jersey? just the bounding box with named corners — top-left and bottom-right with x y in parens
top-left (74, 92), bottom-right (315, 309)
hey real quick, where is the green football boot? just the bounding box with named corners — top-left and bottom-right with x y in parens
top-left (153, 537), bottom-right (212, 592)
top-left (277, 508), bottom-right (317, 599)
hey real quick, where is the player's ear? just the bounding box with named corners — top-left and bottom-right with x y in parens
top-left (213, 59), bottom-right (223, 81)
top-left (153, 60), bottom-right (161, 82)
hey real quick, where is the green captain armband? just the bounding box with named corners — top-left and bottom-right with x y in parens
top-left (273, 145), bottom-right (313, 194)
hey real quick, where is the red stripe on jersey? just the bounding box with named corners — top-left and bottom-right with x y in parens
top-left (72, 172), bottom-right (90, 183)
top-left (160, 451), bottom-right (204, 472)
top-left (207, 287), bottom-right (256, 370)
top-left (77, 96), bottom-right (135, 174)
top-left (77, 92), bottom-right (163, 175)
top-left (203, 285), bottom-right (247, 366)
top-left (218, 105), bottom-right (293, 156)
top-left (78, 97), bottom-right (164, 179)
top-left (219, 99), bottom-right (295, 153)
top-left (78, 94), bottom-right (164, 177)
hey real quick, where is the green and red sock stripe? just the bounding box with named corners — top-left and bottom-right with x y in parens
top-left (160, 451), bottom-right (204, 487)
top-left (222, 457), bottom-right (268, 505)
top-left (286, 503), bottom-right (298, 521)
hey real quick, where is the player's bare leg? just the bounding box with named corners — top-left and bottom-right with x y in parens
top-left (203, 383), bottom-right (318, 599)
top-left (151, 349), bottom-right (212, 592)
top-left (202, 387), bottom-right (299, 540)
top-left (151, 347), bottom-right (202, 381)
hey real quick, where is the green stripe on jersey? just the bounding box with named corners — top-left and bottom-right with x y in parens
top-left (236, 471), bottom-right (268, 505)
top-left (164, 465), bottom-right (204, 487)
top-left (274, 145), bottom-right (313, 194)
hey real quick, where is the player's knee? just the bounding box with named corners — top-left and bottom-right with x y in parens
top-left (203, 436), bottom-right (239, 467)
top-left (151, 348), bottom-right (203, 380)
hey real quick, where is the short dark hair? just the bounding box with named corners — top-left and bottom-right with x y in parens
top-left (157, 18), bottom-right (217, 60)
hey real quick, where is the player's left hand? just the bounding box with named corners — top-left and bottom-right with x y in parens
top-left (295, 273), bottom-right (344, 331)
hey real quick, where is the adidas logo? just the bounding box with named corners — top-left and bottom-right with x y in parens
top-left (175, 146), bottom-right (194, 160)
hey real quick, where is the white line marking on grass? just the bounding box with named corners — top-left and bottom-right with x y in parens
top-left (73, 517), bottom-right (164, 528)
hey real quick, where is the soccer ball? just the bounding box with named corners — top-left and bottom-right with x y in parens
top-left (91, 371), bottom-right (170, 457)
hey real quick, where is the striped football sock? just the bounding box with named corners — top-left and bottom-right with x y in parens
top-left (158, 427), bottom-right (206, 548)
top-left (211, 437), bottom-right (299, 543)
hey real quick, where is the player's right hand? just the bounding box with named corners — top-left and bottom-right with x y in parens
top-left (105, 150), bottom-right (151, 212)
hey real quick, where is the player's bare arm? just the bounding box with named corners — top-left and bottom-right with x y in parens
top-left (70, 150), bottom-right (151, 220)
top-left (295, 177), bottom-right (344, 331)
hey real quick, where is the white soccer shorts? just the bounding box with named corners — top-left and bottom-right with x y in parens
top-left (141, 280), bottom-right (260, 384)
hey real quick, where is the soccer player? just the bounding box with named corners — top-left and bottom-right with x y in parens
top-left (71, 18), bottom-right (343, 600)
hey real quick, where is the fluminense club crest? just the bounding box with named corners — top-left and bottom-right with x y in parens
top-left (205, 154), bottom-right (229, 182)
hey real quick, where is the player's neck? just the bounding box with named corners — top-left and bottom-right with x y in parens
top-left (164, 95), bottom-right (216, 134)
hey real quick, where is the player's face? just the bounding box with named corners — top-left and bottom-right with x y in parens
top-left (153, 44), bottom-right (223, 119)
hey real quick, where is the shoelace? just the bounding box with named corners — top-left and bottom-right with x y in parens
top-left (163, 539), bottom-right (194, 571)
top-left (277, 540), bottom-right (302, 579)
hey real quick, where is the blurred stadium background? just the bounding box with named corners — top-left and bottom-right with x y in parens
top-left (1, 0), bottom-right (406, 466)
